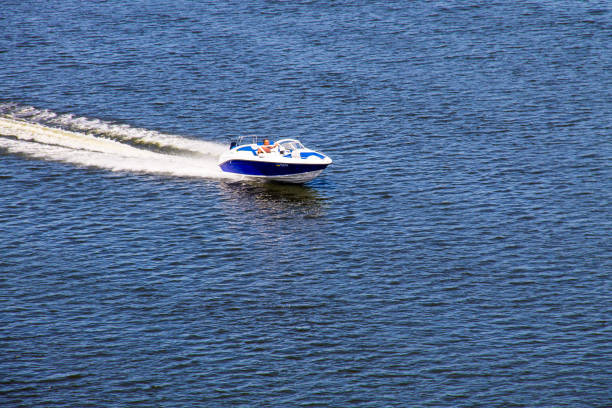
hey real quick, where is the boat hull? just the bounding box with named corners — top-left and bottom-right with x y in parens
top-left (219, 159), bottom-right (329, 183)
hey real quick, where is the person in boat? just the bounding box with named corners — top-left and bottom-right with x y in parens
top-left (257, 138), bottom-right (278, 154)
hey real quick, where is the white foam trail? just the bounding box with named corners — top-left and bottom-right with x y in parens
top-left (1, 103), bottom-right (227, 157)
top-left (0, 109), bottom-right (235, 180)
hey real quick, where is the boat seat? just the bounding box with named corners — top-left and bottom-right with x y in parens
top-left (237, 146), bottom-right (258, 156)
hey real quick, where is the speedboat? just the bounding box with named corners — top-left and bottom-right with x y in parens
top-left (218, 136), bottom-right (332, 183)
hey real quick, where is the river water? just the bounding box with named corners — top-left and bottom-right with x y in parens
top-left (1, 1), bottom-right (610, 406)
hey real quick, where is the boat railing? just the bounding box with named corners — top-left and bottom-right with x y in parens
top-left (230, 135), bottom-right (261, 149)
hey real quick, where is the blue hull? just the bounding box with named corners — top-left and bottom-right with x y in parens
top-left (220, 159), bottom-right (329, 177)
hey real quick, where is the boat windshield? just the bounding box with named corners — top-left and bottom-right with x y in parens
top-left (279, 140), bottom-right (304, 151)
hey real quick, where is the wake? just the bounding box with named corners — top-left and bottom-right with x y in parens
top-left (0, 104), bottom-right (234, 179)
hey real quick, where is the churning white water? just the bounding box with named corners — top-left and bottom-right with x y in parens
top-left (0, 105), bottom-right (233, 179)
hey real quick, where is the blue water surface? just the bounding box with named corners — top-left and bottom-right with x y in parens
top-left (1, 1), bottom-right (610, 406)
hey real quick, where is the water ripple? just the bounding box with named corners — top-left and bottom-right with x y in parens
top-left (1, 1), bottom-right (611, 407)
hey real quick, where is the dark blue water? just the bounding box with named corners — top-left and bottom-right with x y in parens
top-left (1, 1), bottom-right (611, 406)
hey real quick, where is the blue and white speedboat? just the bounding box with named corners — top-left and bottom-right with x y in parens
top-left (218, 136), bottom-right (332, 183)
